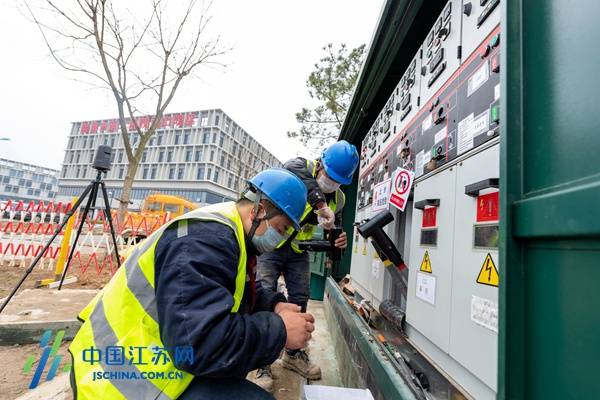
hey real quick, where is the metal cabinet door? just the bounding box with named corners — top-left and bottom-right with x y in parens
top-left (406, 166), bottom-right (457, 352)
top-left (449, 143), bottom-right (499, 394)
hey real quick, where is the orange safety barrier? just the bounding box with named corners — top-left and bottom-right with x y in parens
top-left (0, 199), bottom-right (172, 275)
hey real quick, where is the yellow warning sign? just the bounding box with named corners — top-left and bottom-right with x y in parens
top-left (476, 253), bottom-right (499, 287)
top-left (420, 251), bottom-right (432, 273)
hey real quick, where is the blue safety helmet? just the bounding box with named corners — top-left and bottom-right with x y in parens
top-left (247, 168), bottom-right (307, 230)
top-left (321, 140), bottom-right (359, 185)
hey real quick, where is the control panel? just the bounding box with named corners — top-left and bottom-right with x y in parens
top-left (349, 1), bottom-right (501, 399)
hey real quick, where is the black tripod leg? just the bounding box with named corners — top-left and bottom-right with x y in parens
top-left (100, 181), bottom-right (121, 268)
top-left (58, 183), bottom-right (97, 290)
top-left (0, 183), bottom-right (94, 314)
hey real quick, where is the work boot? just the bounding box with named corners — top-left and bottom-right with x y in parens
top-left (254, 365), bottom-right (274, 393)
top-left (282, 349), bottom-right (322, 380)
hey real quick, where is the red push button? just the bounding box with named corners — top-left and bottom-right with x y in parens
top-left (491, 54), bottom-right (500, 73)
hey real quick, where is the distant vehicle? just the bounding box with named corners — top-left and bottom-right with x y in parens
top-left (121, 194), bottom-right (198, 243)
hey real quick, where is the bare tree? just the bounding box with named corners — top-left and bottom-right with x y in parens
top-left (24, 0), bottom-right (227, 218)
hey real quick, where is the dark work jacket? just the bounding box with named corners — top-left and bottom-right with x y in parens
top-left (154, 220), bottom-right (287, 378)
top-left (284, 157), bottom-right (341, 226)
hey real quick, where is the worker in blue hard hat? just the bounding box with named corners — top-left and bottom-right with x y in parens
top-left (69, 168), bottom-right (314, 400)
top-left (254, 140), bottom-right (359, 391)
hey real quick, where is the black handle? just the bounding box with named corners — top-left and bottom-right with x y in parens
top-left (414, 199), bottom-right (440, 210)
top-left (465, 178), bottom-right (499, 197)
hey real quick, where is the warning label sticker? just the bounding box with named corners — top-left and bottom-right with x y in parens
top-left (420, 251), bottom-right (432, 273)
top-left (476, 253), bottom-right (499, 287)
top-left (471, 295), bottom-right (498, 332)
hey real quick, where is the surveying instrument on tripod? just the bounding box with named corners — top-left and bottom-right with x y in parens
top-left (0, 145), bottom-right (121, 314)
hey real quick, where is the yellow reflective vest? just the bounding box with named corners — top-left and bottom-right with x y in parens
top-left (277, 159), bottom-right (345, 253)
top-left (69, 202), bottom-right (247, 400)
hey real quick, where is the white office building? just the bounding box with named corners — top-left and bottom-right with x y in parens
top-left (57, 109), bottom-right (281, 208)
top-left (0, 158), bottom-right (59, 202)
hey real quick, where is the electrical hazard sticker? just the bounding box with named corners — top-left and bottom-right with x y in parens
top-left (476, 253), bottom-right (499, 287)
top-left (420, 251), bottom-right (432, 273)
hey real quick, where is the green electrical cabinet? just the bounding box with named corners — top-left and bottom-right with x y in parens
top-left (499, 1), bottom-right (600, 398)
top-left (309, 227), bottom-right (327, 300)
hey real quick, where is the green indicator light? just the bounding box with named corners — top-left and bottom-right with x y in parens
top-left (490, 34), bottom-right (500, 48)
top-left (490, 104), bottom-right (500, 123)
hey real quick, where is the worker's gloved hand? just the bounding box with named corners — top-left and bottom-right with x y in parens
top-left (316, 206), bottom-right (335, 230)
top-left (279, 310), bottom-right (315, 350)
top-left (334, 231), bottom-right (347, 249)
top-left (274, 302), bottom-right (300, 314)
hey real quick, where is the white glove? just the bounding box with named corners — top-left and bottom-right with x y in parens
top-left (316, 206), bottom-right (335, 230)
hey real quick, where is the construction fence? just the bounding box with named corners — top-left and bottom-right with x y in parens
top-left (0, 199), bottom-right (171, 277)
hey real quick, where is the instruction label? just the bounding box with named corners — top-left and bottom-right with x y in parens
top-left (420, 251), bottom-right (432, 273)
top-left (476, 253), bottom-right (499, 287)
top-left (457, 111), bottom-right (489, 155)
top-left (416, 272), bottom-right (436, 305)
top-left (371, 259), bottom-right (381, 278)
top-left (371, 178), bottom-right (391, 212)
top-left (467, 60), bottom-right (490, 97)
top-left (471, 295), bottom-right (498, 332)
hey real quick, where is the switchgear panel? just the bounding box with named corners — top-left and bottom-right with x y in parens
top-left (349, 1), bottom-right (502, 399)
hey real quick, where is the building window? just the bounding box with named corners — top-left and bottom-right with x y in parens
top-left (185, 149), bottom-right (192, 162)
top-left (149, 137), bottom-right (155, 146)
top-left (159, 150), bottom-right (165, 162)
top-left (210, 150), bottom-right (215, 162)
top-left (76, 167), bottom-right (81, 178)
top-left (119, 167), bottom-right (124, 179)
top-left (82, 167), bottom-right (87, 178)
top-left (118, 150), bottom-right (123, 163)
top-left (220, 155), bottom-right (225, 167)
top-left (142, 150), bottom-right (147, 163)
top-left (143, 167), bottom-right (148, 179)
top-left (75, 152), bottom-right (81, 163)
top-left (212, 169), bottom-right (219, 183)
top-left (207, 168), bottom-right (211, 181)
top-left (167, 150), bottom-right (173, 162)
top-left (177, 166), bottom-right (184, 180)
top-left (157, 133), bottom-right (163, 146)
top-left (227, 175), bottom-right (233, 188)
top-left (169, 166), bottom-right (175, 180)
top-left (151, 166), bottom-right (157, 179)
top-left (183, 131), bottom-right (190, 144)
top-left (219, 133), bottom-right (225, 147)
top-left (195, 149), bottom-right (203, 162)
top-left (215, 114), bottom-right (220, 126)
top-left (202, 131), bottom-right (210, 144)
top-left (174, 133), bottom-right (180, 145)
top-left (212, 132), bottom-right (217, 143)
top-left (196, 165), bottom-right (205, 180)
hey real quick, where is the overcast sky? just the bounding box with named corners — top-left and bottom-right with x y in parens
top-left (0, 0), bottom-right (384, 170)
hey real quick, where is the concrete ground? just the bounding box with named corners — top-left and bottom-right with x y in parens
top-left (247, 300), bottom-right (342, 400)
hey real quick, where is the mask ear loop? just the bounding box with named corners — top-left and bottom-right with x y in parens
top-left (248, 191), bottom-right (263, 241)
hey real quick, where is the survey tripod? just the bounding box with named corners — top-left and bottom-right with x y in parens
top-left (0, 146), bottom-right (121, 314)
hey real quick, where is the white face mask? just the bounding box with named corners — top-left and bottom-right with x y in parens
top-left (317, 174), bottom-right (341, 193)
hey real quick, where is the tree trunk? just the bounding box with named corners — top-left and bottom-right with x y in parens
top-left (117, 161), bottom-right (139, 221)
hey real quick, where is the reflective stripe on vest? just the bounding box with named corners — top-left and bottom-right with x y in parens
top-left (277, 159), bottom-right (346, 253)
top-left (69, 202), bottom-right (247, 400)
